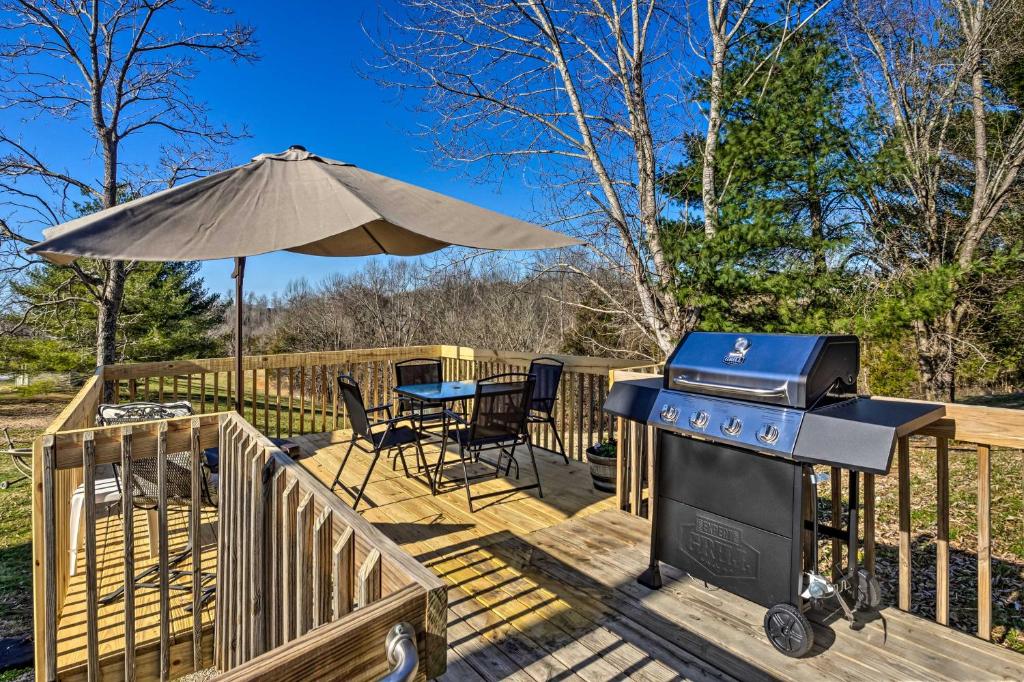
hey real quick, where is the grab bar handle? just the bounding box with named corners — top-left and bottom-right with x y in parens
top-left (378, 622), bottom-right (418, 682)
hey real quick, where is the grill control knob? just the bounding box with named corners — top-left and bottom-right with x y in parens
top-left (689, 410), bottom-right (710, 429)
top-left (659, 404), bottom-right (679, 423)
top-left (721, 417), bottom-right (742, 436)
top-left (756, 423), bottom-right (780, 444)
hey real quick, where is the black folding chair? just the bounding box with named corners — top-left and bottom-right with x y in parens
top-left (95, 401), bottom-right (216, 607)
top-left (331, 374), bottom-right (431, 510)
top-left (526, 357), bottom-right (569, 464)
top-left (395, 358), bottom-right (447, 433)
top-left (434, 373), bottom-right (542, 512)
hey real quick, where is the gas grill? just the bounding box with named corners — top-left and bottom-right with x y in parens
top-left (603, 332), bottom-right (945, 657)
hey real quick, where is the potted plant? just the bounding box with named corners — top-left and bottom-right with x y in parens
top-left (585, 439), bottom-right (617, 492)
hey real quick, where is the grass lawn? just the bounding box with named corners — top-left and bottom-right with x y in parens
top-left (0, 382), bottom-right (76, 680)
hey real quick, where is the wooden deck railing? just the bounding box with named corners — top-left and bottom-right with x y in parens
top-left (33, 409), bottom-right (223, 681)
top-left (102, 345), bottom-right (639, 461)
top-left (609, 368), bottom-right (1024, 643)
top-left (213, 413), bottom-right (446, 680)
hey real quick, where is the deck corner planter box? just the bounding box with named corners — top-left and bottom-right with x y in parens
top-left (586, 441), bottom-right (617, 492)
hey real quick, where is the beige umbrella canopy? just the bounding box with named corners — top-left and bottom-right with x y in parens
top-left (28, 145), bottom-right (580, 410)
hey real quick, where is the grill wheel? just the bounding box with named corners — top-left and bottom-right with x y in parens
top-left (764, 603), bottom-right (814, 658)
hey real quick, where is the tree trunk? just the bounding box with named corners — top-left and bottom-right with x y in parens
top-left (914, 317), bottom-right (957, 402)
top-left (702, 40), bottom-right (727, 239)
top-left (97, 135), bottom-right (124, 400)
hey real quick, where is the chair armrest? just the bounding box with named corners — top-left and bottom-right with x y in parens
top-left (442, 408), bottom-right (470, 426)
top-left (366, 403), bottom-right (393, 418)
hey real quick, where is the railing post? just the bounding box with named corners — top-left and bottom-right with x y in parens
top-left (977, 443), bottom-right (991, 640)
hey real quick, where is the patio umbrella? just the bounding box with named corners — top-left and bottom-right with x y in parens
top-left (27, 145), bottom-right (580, 411)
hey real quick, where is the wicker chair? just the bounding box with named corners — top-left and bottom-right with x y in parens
top-left (525, 357), bottom-right (569, 464)
top-left (435, 373), bottom-right (541, 512)
top-left (331, 374), bottom-right (430, 510)
top-left (95, 401), bottom-right (215, 607)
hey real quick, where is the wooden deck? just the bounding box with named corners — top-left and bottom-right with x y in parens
top-left (56, 504), bottom-right (217, 678)
top-left (295, 430), bottom-right (1024, 682)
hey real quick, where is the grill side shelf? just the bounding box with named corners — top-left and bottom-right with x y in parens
top-left (792, 397), bottom-right (945, 474)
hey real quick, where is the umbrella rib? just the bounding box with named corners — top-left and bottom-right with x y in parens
top-left (363, 225), bottom-right (391, 255)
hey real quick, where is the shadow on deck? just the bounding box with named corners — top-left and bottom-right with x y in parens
top-left (295, 429), bottom-right (1024, 682)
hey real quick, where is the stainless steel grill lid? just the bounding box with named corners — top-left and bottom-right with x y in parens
top-left (664, 332), bottom-right (859, 409)
top-left (604, 331), bottom-right (945, 474)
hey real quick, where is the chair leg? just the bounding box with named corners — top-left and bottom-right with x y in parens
top-left (548, 417), bottom-right (569, 464)
top-left (414, 439), bottom-right (433, 489)
top-left (331, 436), bottom-right (357, 492)
top-left (432, 426), bottom-right (451, 496)
top-left (352, 447), bottom-right (383, 511)
top-left (527, 440), bottom-right (544, 498)
top-left (395, 444), bottom-right (411, 478)
top-left (459, 444), bottom-right (474, 513)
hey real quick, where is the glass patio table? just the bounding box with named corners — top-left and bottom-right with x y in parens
top-left (393, 380), bottom-right (477, 494)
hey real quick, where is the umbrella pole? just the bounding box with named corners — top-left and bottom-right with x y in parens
top-left (232, 256), bottom-right (246, 414)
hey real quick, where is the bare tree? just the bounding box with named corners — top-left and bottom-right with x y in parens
top-left (844, 0), bottom-right (1024, 399)
top-left (0, 0), bottom-right (257, 375)
top-left (372, 0), bottom-right (830, 357)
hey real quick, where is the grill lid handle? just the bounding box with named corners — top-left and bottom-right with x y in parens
top-left (671, 375), bottom-right (788, 398)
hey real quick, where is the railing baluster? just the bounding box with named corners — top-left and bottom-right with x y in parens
top-left (299, 365), bottom-right (306, 435)
top-left (898, 435), bottom-right (911, 611)
top-left (263, 369), bottom-right (270, 435)
top-left (157, 422), bottom-right (171, 682)
top-left (312, 508), bottom-right (333, 628)
top-left (121, 426), bottom-right (137, 682)
top-left (83, 431), bottom-right (100, 679)
top-left (270, 468), bottom-right (288, 648)
top-left (831, 466), bottom-right (842, 581)
top-left (977, 442), bottom-right (991, 640)
top-left (615, 418), bottom-right (627, 511)
top-left (332, 526), bottom-right (355, 620)
top-left (276, 368), bottom-right (283, 438)
top-left (863, 473), bottom-right (875, 573)
top-left (936, 436), bottom-right (949, 626)
top-left (296, 492), bottom-right (314, 637)
top-left (42, 435), bottom-right (58, 682)
top-left (357, 548), bottom-right (382, 608)
top-left (629, 421), bottom-right (642, 515)
top-left (250, 449), bottom-right (267, 657)
top-left (191, 417), bottom-right (203, 671)
top-left (287, 368), bottom-right (295, 437)
top-left (281, 479), bottom-right (299, 643)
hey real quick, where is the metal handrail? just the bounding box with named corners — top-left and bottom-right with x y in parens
top-left (378, 622), bottom-right (418, 682)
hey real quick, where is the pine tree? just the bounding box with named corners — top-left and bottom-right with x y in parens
top-left (4, 261), bottom-right (224, 372)
top-left (661, 23), bottom-right (874, 334)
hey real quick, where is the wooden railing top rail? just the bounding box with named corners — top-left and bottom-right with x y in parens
top-left (437, 345), bottom-right (643, 374)
top-left (100, 344), bottom-right (647, 381)
top-left (101, 346), bottom-right (443, 381)
top-left (44, 371), bottom-right (103, 434)
top-left (45, 413), bottom-right (226, 469)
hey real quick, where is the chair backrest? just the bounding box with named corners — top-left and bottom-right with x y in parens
top-left (96, 401), bottom-right (196, 507)
top-left (395, 358), bottom-right (443, 412)
top-left (337, 374), bottom-right (372, 438)
top-left (469, 373), bottom-right (535, 444)
top-left (527, 357), bottom-right (564, 415)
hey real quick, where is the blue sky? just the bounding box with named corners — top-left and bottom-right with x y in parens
top-left (7, 1), bottom-right (537, 298)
